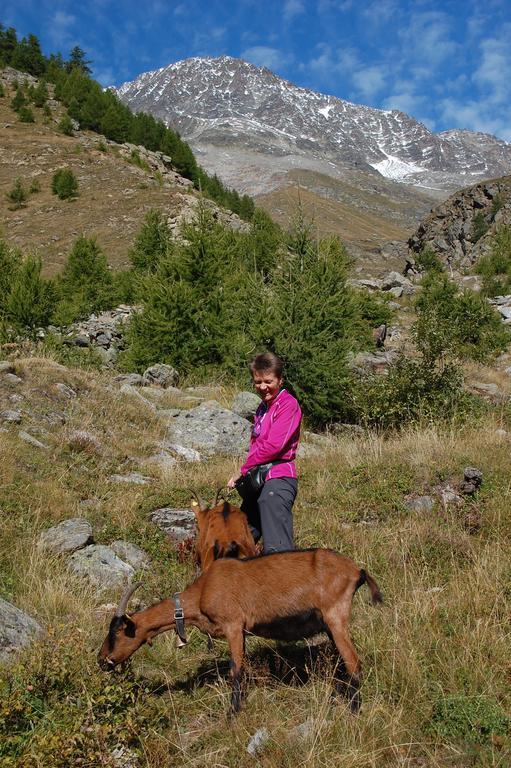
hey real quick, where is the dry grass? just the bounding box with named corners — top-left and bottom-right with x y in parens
top-left (0, 84), bottom-right (194, 277)
top-left (1, 358), bottom-right (511, 767)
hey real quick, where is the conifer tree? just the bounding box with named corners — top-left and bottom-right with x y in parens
top-left (264, 216), bottom-right (365, 426)
top-left (53, 236), bottom-right (114, 323)
top-left (5, 256), bottom-right (56, 331)
top-left (6, 178), bottom-right (28, 209)
top-left (129, 209), bottom-right (172, 273)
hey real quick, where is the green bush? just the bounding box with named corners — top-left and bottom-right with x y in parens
top-left (129, 209), bottom-right (171, 274)
top-left (9, 89), bottom-right (26, 111)
top-left (57, 114), bottom-right (74, 135)
top-left (471, 210), bottom-right (489, 242)
top-left (430, 693), bottom-right (509, 745)
top-left (414, 272), bottom-right (509, 363)
top-left (414, 245), bottom-right (444, 274)
top-left (51, 167), bottom-right (78, 200)
top-left (17, 105), bottom-right (35, 123)
top-left (29, 178), bottom-right (41, 194)
top-left (475, 226), bottom-right (511, 297)
top-left (5, 178), bottom-right (28, 209)
top-left (0, 83), bottom-right (5, 98)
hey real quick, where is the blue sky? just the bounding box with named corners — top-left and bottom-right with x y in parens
top-left (3, 0), bottom-right (511, 141)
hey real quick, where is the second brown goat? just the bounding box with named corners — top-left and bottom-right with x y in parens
top-left (98, 548), bottom-right (382, 714)
top-left (191, 493), bottom-right (257, 571)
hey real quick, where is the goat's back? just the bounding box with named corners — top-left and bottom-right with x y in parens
top-left (197, 548), bottom-right (363, 624)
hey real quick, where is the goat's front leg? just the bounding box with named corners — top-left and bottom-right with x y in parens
top-left (226, 627), bottom-right (245, 715)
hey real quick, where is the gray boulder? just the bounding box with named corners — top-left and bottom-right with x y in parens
top-left (114, 373), bottom-right (145, 387)
top-left (142, 364), bottom-right (179, 388)
top-left (0, 361), bottom-right (15, 374)
top-left (149, 507), bottom-right (196, 541)
top-left (110, 540), bottom-right (151, 570)
top-left (163, 442), bottom-right (202, 462)
top-left (231, 391), bottom-right (260, 419)
top-left (404, 495), bottom-right (435, 513)
top-left (165, 400), bottom-right (251, 455)
top-left (68, 545), bottom-right (134, 590)
top-left (38, 518), bottom-right (93, 554)
top-left (1, 410), bottom-right (22, 424)
top-left (0, 598), bottom-right (43, 662)
top-left (108, 472), bottom-right (152, 485)
top-left (18, 430), bottom-right (48, 449)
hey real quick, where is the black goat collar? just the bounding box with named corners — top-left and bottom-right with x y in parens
top-left (173, 593), bottom-right (187, 644)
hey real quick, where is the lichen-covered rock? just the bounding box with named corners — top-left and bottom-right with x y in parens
top-left (110, 540), bottom-right (151, 570)
top-left (0, 598), bottom-right (43, 663)
top-left (231, 391), bottom-right (260, 419)
top-left (68, 545), bottom-right (134, 590)
top-left (142, 364), bottom-right (180, 388)
top-left (149, 507), bottom-right (196, 541)
top-left (38, 518), bottom-right (93, 554)
top-left (165, 400), bottom-right (251, 455)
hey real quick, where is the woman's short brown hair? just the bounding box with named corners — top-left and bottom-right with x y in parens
top-left (249, 352), bottom-right (284, 378)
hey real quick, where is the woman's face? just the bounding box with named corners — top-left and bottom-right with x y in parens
top-left (252, 369), bottom-right (283, 403)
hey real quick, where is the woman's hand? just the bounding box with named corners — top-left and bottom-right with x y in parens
top-left (227, 472), bottom-right (242, 489)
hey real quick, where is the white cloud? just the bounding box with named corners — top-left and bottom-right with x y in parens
top-left (473, 27), bottom-right (511, 105)
top-left (352, 65), bottom-right (386, 99)
top-left (283, 0), bottom-right (305, 22)
top-left (240, 46), bottom-right (292, 71)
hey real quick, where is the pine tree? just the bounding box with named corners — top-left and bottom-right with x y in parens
top-left (53, 236), bottom-right (114, 323)
top-left (264, 217), bottom-right (364, 426)
top-left (129, 209), bottom-right (172, 273)
top-left (5, 256), bottom-right (56, 330)
top-left (52, 168), bottom-right (78, 199)
top-left (67, 46), bottom-right (92, 75)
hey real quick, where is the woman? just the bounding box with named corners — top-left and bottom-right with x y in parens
top-left (227, 352), bottom-right (302, 553)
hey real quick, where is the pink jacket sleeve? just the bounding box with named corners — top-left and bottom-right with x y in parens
top-left (240, 396), bottom-right (301, 473)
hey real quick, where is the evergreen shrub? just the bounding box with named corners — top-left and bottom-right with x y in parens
top-left (51, 168), bottom-right (78, 200)
top-left (6, 178), bottom-right (28, 209)
top-left (475, 226), bottom-right (511, 297)
top-left (58, 115), bottom-right (74, 135)
top-left (18, 105), bottom-right (35, 122)
top-left (3, 255), bottom-right (56, 332)
top-left (52, 236), bottom-right (114, 324)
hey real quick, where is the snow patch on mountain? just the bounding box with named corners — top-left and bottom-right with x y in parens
top-left (370, 153), bottom-right (427, 181)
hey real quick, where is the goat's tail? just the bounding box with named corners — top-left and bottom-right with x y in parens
top-left (357, 569), bottom-right (383, 605)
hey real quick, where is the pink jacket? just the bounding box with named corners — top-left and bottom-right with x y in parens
top-left (240, 389), bottom-right (302, 481)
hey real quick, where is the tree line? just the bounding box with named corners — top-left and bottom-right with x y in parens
top-left (1, 207), bottom-right (509, 428)
top-left (0, 24), bottom-right (255, 220)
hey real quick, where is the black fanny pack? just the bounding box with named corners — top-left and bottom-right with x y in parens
top-left (235, 460), bottom-right (287, 498)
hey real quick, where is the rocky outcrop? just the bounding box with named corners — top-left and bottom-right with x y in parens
top-left (0, 598), bottom-right (43, 662)
top-left (408, 175), bottom-right (511, 272)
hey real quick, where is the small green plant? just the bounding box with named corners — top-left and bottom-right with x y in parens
top-left (97, 140), bottom-right (108, 152)
top-left (471, 210), bottom-right (489, 242)
top-left (154, 170), bottom-right (164, 187)
top-left (57, 114), bottom-right (74, 135)
top-left (10, 89), bottom-right (26, 111)
top-left (430, 693), bottom-right (509, 745)
top-left (29, 178), bottom-right (41, 194)
top-left (18, 105), bottom-right (35, 123)
top-left (51, 168), bottom-right (78, 200)
top-left (129, 149), bottom-right (150, 172)
top-left (414, 245), bottom-right (444, 274)
top-left (6, 178), bottom-right (28, 210)
top-left (0, 83), bottom-right (5, 98)
top-left (42, 103), bottom-right (51, 118)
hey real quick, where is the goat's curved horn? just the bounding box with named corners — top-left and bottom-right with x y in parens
top-left (212, 487), bottom-right (225, 507)
top-left (190, 490), bottom-right (207, 511)
top-left (115, 582), bottom-right (143, 617)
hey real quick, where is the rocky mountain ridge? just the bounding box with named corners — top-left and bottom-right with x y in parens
top-left (408, 175), bottom-right (511, 272)
top-left (116, 56), bottom-right (511, 198)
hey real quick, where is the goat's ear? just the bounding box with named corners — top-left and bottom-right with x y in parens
top-left (191, 500), bottom-right (207, 519)
top-left (124, 616), bottom-right (136, 637)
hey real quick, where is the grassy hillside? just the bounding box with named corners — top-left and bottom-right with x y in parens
top-left (0, 80), bottom-right (198, 277)
top-left (1, 356), bottom-right (510, 766)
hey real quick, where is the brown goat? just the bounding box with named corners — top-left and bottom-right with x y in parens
top-left (98, 548), bottom-right (382, 714)
top-left (191, 492), bottom-right (257, 571)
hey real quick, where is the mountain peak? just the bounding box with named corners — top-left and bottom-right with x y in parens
top-left (116, 56), bottom-right (511, 195)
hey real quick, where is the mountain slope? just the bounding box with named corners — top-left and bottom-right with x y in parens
top-left (116, 56), bottom-right (511, 196)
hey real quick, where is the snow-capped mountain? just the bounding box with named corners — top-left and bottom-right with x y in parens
top-left (116, 56), bottom-right (511, 198)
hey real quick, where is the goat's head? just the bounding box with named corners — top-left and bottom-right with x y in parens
top-left (97, 583), bottom-right (148, 670)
